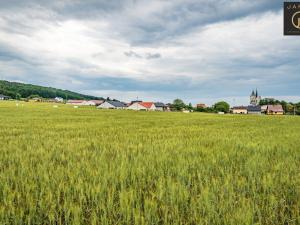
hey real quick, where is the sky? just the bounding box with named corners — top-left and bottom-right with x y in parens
top-left (0, 0), bottom-right (299, 105)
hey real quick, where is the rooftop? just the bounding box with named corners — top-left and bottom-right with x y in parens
top-left (107, 100), bottom-right (126, 108)
top-left (247, 105), bottom-right (261, 111)
top-left (267, 105), bottom-right (283, 112)
top-left (232, 106), bottom-right (247, 110)
top-left (140, 102), bottom-right (154, 109)
top-left (154, 102), bottom-right (165, 107)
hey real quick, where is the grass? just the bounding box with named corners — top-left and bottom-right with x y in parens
top-left (0, 101), bottom-right (299, 225)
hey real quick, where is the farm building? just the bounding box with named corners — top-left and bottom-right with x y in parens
top-left (0, 94), bottom-right (10, 100)
top-left (97, 100), bottom-right (126, 109)
top-left (127, 102), bottom-right (156, 111)
top-left (266, 105), bottom-right (284, 115)
top-left (247, 105), bottom-right (261, 115)
top-left (232, 106), bottom-right (247, 114)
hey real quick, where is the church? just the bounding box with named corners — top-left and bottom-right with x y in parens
top-left (250, 89), bottom-right (261, 105)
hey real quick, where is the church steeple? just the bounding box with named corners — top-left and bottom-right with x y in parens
top-left (250, 88), bottom-right (261, 106)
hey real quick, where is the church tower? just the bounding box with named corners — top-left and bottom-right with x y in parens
top-left (250, 89), bottom-right (261, 105)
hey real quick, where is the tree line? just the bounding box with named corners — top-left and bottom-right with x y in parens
top-left (0, 80), bottom-right (103, 100)
top-left (171, 99), bottom-right (230, 113)
top-left (170, 98), bottom-right (300, 115)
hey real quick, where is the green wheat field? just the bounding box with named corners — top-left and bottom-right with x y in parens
top-left (0, 101), bottom-right (299, 225)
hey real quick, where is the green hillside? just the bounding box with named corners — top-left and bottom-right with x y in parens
top-left (0, 80), bottom-right (103, 100)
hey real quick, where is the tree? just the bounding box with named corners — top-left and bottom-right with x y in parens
top-left (285, 103), bottom-right (294, 114)
top-left (259, 98), bottom-right (281, 105)
top-left (172, 99), bottom-right (186, 111)
top-left (194, 106), bottom-right (216, 113)
top-left (187, 103), bottom-right (193, 111)
top-left (0, 80), bottom-right (103, 100)
top-left (214, 101), bottom-right (230, 113)
top-left (15, 93), bottom-right (21, 100)
top-left (28, 94), bottom-right (41, 99)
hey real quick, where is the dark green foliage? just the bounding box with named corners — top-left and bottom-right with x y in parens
top-left (0, 80), bottom-right (103, 100)
top-left (194, 106), bottom-right (216, 113)
top-left (171, 99), bottom-right (186, 111)
top-left (213, 101), bottom-right (230, 113)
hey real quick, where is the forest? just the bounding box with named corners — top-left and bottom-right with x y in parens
top-left (0, 80), bottom-right (102, 100)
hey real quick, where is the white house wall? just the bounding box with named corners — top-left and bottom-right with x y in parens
top-left (97, 102), bottom-right (115, 109)
top-left (155, 106), bottom-right (164, 111)
top-left (149, 104), bottom-right (156, 111)
top-left (127, 103), bottom-right (147, 110)
top-left (84, 101), bottom-right (96, 106)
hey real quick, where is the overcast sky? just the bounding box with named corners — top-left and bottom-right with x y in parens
top-left (0, 0), bottom-right (299, 105)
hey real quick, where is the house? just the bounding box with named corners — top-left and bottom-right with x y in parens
top-left (85, 101), bottom-right (96, 106)
top-left (127, 102), bottom-right (156, 111)
top-left (165, 103), bottom-right (172, 111)
top-left (232, 106), bottom-right (247, 114)
top-left (247, 105), bottom-right (261, 114)
top-left (261, 105), bottom-right (268, 113)
top-left (66, 99), bottom-right (104, 106)
top-left (97, 100), bottom-right (126, 109)
top-left (196, 103), bottom-right (207, 108)
top-left (0, 94), bottom-right (10, 100)
top-left (88, 100), bottom-right (104, 106)
top-left (54, 97), bottom-right (64, 102)
top-left (85, 100), bottom-right (104, 106)
top-left (66, 100), bottom-right (94, 106)
top-left (154, 102), bottom-right (166, 111)
top-left (66, 100), bottom-right (86, 105)
top-left (266, 105), bottom-right (284, 115)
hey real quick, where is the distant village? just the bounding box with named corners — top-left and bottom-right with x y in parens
top-left (231, 90), bottom-right (284, 115)
top-left (0, 89), bottom-right (298, 115)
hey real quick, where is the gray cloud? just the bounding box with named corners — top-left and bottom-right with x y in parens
top-left (146, 53), bottom-right (161, 60)
top-left (0, 0), bottom-right (284, 45)
top-left (124, 51), bottom-right (142, 58)
top-left (124, 51), bottom-right (161, 60)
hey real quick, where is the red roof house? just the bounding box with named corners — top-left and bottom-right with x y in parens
top-left (127, 101), bottom-right (156, 111)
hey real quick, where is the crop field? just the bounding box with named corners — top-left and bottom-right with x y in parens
top-left (0, 101), bottom-right (299, 225)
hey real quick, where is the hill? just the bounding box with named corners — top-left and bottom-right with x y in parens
top-left (0, 80), bottom-right (103, 100)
